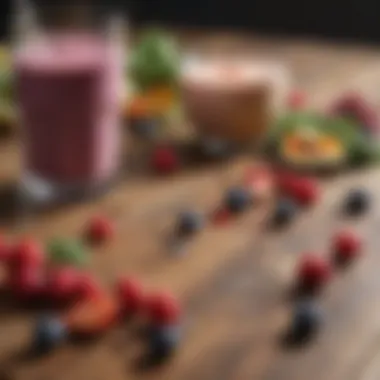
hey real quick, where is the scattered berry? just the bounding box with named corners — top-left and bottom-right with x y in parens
top-left (288, 301), bottom-right (323, 343)
top-left (86, 216), bottom-right (115, 244)
top-left (275, 171), bottom-right (319, 207)
top-left (151, 146), bottom-right (180, 174)
top-left (74, 273), bottom-right (102, 301)
top-left (145, 292), bottom-right (181, 326)
top-left (116, 277), bottom-right (145, 316)
top-left (344, 188), bottom-right (370, 215)
top-left (176, 210), bottom-right (204, 236)
top-left (10, 265), bottom-right (46, 300)
top-left (149, 324), bottom-right (182, 359)
top-left (291, 178), bottom-right (319, 206)
top-left (212, 208), bottom-right (232, 226)
top-left (8, 238), bottom-right (45, 270)
top-left (333, 230), bottom-right (362, 264)
top-left (33, 315), bottom-right (68, 353)
top-left (297, 255), bottom-right (332, 291)
top-left (46, 268), bottom-right (81, 303)
top-left (272, 198), bottom-right (298, 225)
top-left (225, 187), bottom-right (252, 213)
top-left (274, 170), bottom-right (299, 195)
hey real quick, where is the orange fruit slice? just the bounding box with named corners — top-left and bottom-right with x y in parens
top-left (127, 96), bottom-right (152, 119)
top-left (145, 86), bottom-right (175, 111)
top-left (126, 86), bottom-right (176, 119)
top-left (64, 292), bottom-right (118, 336)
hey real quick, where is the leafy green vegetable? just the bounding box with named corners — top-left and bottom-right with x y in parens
top-left (265, 111), bottom-right (325, 153)
top-left (348, 134), bottom-right (380, 166)
top-left (129, 28), bottom-right (180, 90)
top-left (47, 238), bottom-right (88, 268)
top-left (324, 117), bottom-right (380, 165)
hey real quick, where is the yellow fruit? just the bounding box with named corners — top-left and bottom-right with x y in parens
top-left (125, 86), bottom-right (176, 119)
top-left (281, 129), bottom-right (346, 168)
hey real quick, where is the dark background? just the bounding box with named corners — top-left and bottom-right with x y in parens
top-left (128, 0), bottom-right (379, 43)
top-left (1, 0), bottom-right (380, 44)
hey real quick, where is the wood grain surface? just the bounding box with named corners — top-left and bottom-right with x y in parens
top-left (2, 32), bottom-right (380, 380)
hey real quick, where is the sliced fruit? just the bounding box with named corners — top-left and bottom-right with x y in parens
top-left (127, 96), bottom-right (152, 119)
top-left (144, 86), bottom-right (176, 112)
top-left (126, 87), bottom-right (176, 120)
top-left (280, 128), bottom-right (347, 169)
top-left (64, 292), bottom-right (118, 336)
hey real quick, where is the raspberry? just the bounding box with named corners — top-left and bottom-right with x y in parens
top-left (8, 238), bottom-right (45, 270)
top-left (86, 216), bottom-right (115, 244)
top-left (297, 255), bottom-right (332, 290)
top-left (144, 291), bottom-right (181, 325)
top-left (116, 277), bottom-right (144, 316)
top-left (333, 230), bottom-right (362, 263)
top-left (151, 147), bottom-right (180, 174)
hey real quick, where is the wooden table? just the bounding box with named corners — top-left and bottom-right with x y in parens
top-left (2, 32), bottom-right (380, 380)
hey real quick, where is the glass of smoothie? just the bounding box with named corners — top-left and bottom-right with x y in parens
top-left (13, 1), bottom-right (127, 204)
top-left (180, 54), bottom-right (290, 150)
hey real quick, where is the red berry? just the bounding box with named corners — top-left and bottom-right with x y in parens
top-left (287, 90), bottom-right (307, 109)
top-left (86, 216), bottom-right (115, 244)
top-left (330, 93), bottom-right (378, 133)
top-left (74, 273), bottom-right (102, 300)
top-left (46, 267), bottom-right (81, 302)
top-left (333, 230), bottom-right (362, 262)
top-left (116, 277), bottom-right (144, 315)
top-left (8, 238), bottom-right (45, 270)
top-left (291, 178), bottom-right (319, 206)
top-left (151, 147), bottom-right (179, 174)
top-left (212, 208), bottom-right (232, 226)
top-left (144, 291), bottom-right (181, 325)
top-left (275, 171), bottom-right (319, 206)
top-left (10, 265), bottom-right (46, 299)
top-left (297, 255), bottom-right (332, 289)
top-left (274, 171), bottom-right (298, 195)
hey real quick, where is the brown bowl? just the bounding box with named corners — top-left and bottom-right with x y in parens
top-left (180, 57), bottom-right (290, 147)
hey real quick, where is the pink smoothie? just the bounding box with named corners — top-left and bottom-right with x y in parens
top-left (15, 33), bottom-right (123, 184)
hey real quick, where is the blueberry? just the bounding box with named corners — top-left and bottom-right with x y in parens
top-left (273, 198), bottom-right (298, 225)
top-left (225, 187), bottom-right (252, 213)
top-left (177, 211), bottom-right (204, 236)
top-left (149, 325), bottom-right (182, 359)
top-left (131, 118), bottom-right (160, 139)
top-left (33, 315), bottom-right (68, 354)
top-left (345, 188), bottom-right (370, 215)
top-left (288, 301), bottom-right (323, 343)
